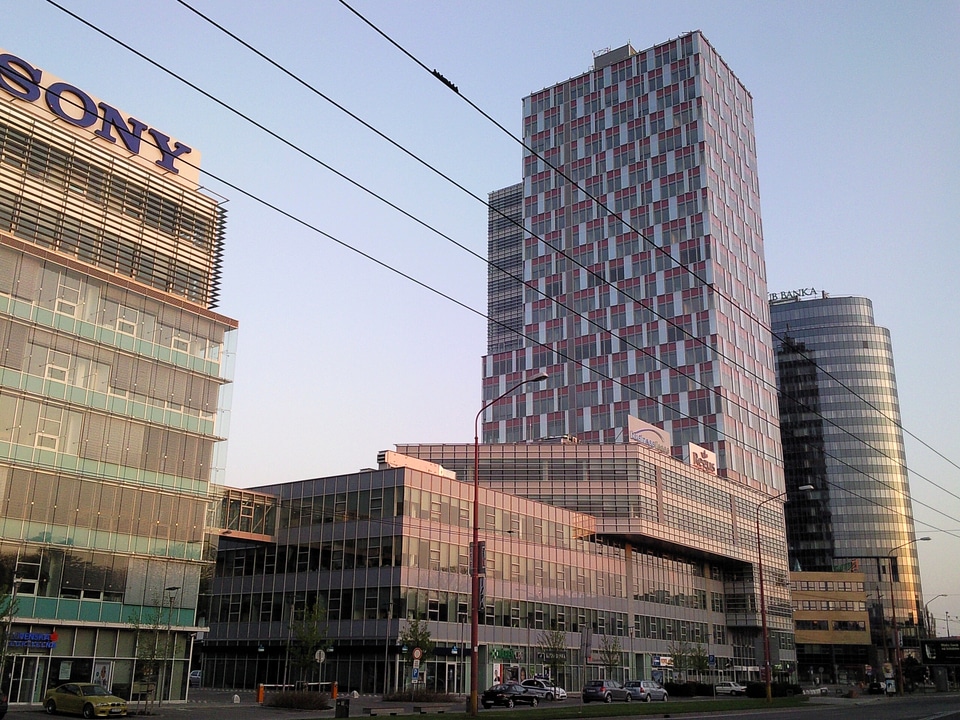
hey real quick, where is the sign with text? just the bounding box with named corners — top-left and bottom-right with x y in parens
top-left (626, 416), bottom-right (671, 454)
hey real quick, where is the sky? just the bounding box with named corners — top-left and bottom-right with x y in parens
top-left (5, 0), bottom-right (959, 629)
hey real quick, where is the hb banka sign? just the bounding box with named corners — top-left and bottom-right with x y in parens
top-left (0, 51), bottom-right (192, 176)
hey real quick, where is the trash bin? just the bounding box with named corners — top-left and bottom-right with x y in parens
top-left (335, 697), bottom-right (350, 718)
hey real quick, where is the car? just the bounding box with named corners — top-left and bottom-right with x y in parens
top-left (582, 679), bottom-right (631, 703)
top-left (714, 681), bottom-right (747, 696)
top-left (0, 690), bottom-right (7, 719)
top-left (43, 683), bottom-right (128, 717)
top-left (481, 683), bottom-right (542, 709)
top-left (189, 670), bottom-right (202, 688)
top-left (624, 679), bottom-right (668, 701)
top-left (521, 677), bottom-right (567, 700)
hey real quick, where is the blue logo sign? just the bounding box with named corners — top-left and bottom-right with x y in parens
top-left (0, 52), bottom-right (192, 175)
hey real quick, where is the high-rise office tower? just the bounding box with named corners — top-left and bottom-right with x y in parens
top-left (482, 33), bottom-right (782, 489)
top-left (0, 49), bottom-right (236, 701)
top-left (771, 293), bottom-right (925, 662)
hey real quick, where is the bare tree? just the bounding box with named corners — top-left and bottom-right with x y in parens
top-left (127, 602), bottom-right (166, 714)
top-left (537, 628), bottom-right (567, 683)
top-left (0, 585), bottom-right (19, 698)
top-left (288, 602), bottom-right (329, 686)
top-left (597, 635), bottom-right (623, 679)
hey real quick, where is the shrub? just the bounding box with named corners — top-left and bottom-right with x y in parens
top-left (384, 690), bottom-right (456, 703)
top-left (663, 681), bottom-right (695, 697)
top-left (265, 690), bottom-right (331, 709)
top-left (744, 682), bottom-right (802, 698)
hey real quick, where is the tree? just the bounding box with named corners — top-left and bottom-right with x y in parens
top-left (537, 628), bottom-right (567, 683)
top-left (289, 602), bottom-right (328, 685)
top-left (597, 635), bottom-right (623, 678)
top-left (398, 618), bottom-right (433, 696)
top-left (0, 585), bottom-right (19, 696)
top-left (666, 640), bottom-right (692, 681)
top-left (398, 617), bottom-right (434, 658)
top-left (127, 602), bottom-right (166, 714)
top-left (688, 643), bottom-right (710, 680)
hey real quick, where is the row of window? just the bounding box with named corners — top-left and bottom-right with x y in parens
top-left (0, 117), bottom-right (214, 247)
top-left (795, 620), bottom-right (867, 632)
top-left (793, 600), bottom-right (867, 612)
top-left (791, 580), bottom-right (865, 592)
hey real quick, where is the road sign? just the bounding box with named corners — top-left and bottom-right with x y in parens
top-left (412, 668), bottom-right (419, 680)
top-left (314, 649), bottom-right (326, 664)
top-left (413, 659), bottom-right (420, 669)
top-left (413, 647), bottom-right (423, 660)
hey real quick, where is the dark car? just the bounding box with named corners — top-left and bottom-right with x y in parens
top-left (582, 679), bottom-right (631, 703)
top-left (481, 683), bottom-right (541, 709)
top-left (0, 690), bottom-right (7, 719)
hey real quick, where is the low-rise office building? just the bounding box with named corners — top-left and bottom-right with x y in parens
top-left (204, 441), bottom-right (798, 693)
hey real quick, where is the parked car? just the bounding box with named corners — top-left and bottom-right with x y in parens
top-left (715, 681), bottom-right (747, 696)
top-left (481, 683), bottom-right (542, 708)
top-left (43, 683), bottom-right (128, 717)
top-left (0, 690), bottom-right (7, 719)
top-left (521, 678), bottom-right (567, 700)
top-left (189, 670), bottom-right (202, 688)
top-left (624, 679), bottom-right (668, 701)
top-left (582, 679), bottom-right (631, 703)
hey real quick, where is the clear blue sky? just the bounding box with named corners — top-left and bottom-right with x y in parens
top-left (7, 0), bottom-right (959, 624)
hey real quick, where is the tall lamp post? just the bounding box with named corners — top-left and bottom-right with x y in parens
top-left (888, 537), bottom-right (929, 696)
top-left (469, 371), bottom-right (548, 716)
top-left (756, 484), bottom-right (812, 703)
top-left (161, 585), bottom-right (180, 706)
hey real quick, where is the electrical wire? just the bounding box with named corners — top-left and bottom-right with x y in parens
top-left (334, 0), bottom-right (960, 479)
top-left (167, 0), bottom-right (960, 507)
top-left (35, 3), bottom-right (959, 539)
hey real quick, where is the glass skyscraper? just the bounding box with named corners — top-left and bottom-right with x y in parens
top-left (482, 33), bottom-right (782, 490)
top-left (771, 294), bottom-right (925, 664)
top-left (0, 49), bottom-right (236, 704)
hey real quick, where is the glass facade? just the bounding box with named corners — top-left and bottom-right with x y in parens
top-left (482, 33), bottom-right (782, 490)
top-left (771, 295), bottom-right (925, 666)
top-left (203, 443), bottom-right (796, 693)
top-left (0, 50), bottom-right (236, 706)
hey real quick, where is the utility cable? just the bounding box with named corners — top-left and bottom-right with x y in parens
top-left (170, 0), bottom-right (960, 504)
top-left (335, 0), bottom-right (960, 479)
top-left (38, 3), bottom-right (960, 530)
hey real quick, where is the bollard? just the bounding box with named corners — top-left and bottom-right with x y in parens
top-left (257, 684), bottom-right (264, 704)
top-left (233, 694), bottom-right (240, 704)
top-left (332, 681), bottom-right (338, 700)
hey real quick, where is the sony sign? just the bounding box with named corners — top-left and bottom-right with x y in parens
top-left (0, 50), bottom-right (195, 180)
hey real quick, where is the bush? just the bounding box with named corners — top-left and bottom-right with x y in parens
top-left (692, 682), bottom-right (714, 696)
top-left (744, 682), bottom-right (802, 698)
top-left (265, 690), bottom-right (331, 709)
top-left (384, 690), bottom-right (456, 703)
top-left (663, 681), bottom-right (695, 697)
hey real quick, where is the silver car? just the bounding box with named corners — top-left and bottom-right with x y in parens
top-left (624, 679), bottom-right (668, 701)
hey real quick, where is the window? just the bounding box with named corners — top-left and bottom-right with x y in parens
top-left (116, 306), bottom-right (138, 336)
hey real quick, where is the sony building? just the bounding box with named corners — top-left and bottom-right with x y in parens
top-left (0, 49), bottom-right (236, 705)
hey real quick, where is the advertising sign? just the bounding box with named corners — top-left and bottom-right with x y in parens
top-left (626, 416), bottom-right (671, 454)
top-left (922, 640), bottom-right (960, 665)
top-left (687, 442), bottom-right (717, 475)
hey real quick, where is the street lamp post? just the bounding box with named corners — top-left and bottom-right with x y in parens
top-left (161, 585), bottom-right (180, 706)
top-left (888, 538), bottom-right (930, 696)
top-left (469, 371), bottom-right (548, 716)
top-left (756, 485), bottom-right (812, 703)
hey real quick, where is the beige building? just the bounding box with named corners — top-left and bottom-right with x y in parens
top-left (790, 571), bottom-right (871, 683)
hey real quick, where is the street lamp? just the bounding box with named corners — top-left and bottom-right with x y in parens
top-left (921, 594), bottom-right (958, 638)
top-left (756, 484), bottom-right (812, 703)
top-left (469, 370), bottom-right (548, 716)
top-left (161, 586), bottom-right (180, 706)
top-left (888, 537), bottom-right (930, 696)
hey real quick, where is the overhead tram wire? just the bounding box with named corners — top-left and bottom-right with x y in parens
top-left (20, 69), bottom-right (959, 545)
top-left (335, 0), bottom-right (960, 479)
top-left (15, 35), bottom-right (956, 542)
top-left (160, 0), bottom-right (960, 508)
top-left (45, 0), bottom-right (960, 516)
